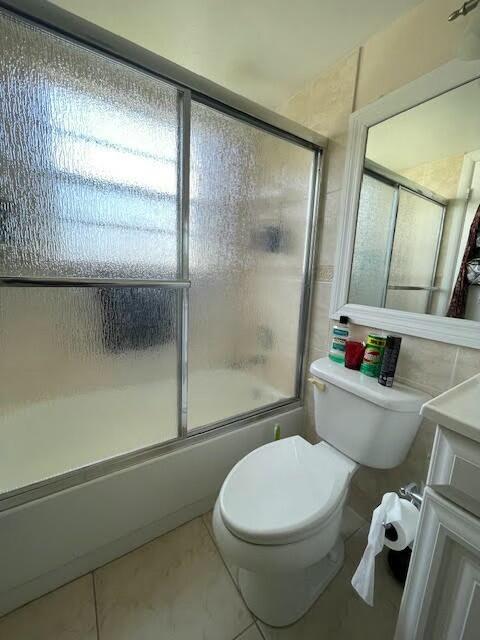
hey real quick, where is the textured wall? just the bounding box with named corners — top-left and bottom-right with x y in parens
top-left (401, 154), bottom-right (464, 200)
top-left (277, 0), bottom-right (479, 520)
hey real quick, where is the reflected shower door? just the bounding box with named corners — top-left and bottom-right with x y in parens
top-left (386, 188), bottom-right (445, 313)
top-left (349, 174), bottom-right (397, 307)
top-left (188, 101), bottom-right (315, 430)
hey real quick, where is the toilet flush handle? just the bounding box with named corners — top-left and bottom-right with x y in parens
top-left (308, 377), bottom-right (326, 391)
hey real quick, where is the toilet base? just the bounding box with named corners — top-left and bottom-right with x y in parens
top-left (238, 537), bottom-right (344, 627)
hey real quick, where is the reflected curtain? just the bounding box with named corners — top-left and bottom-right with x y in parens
top-left (447, 203), bottom-right (480, 318)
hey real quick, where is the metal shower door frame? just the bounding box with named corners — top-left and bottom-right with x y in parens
top-left (0, 0), bottom-right (326, 511)
top-left (362, 168), bottom-right (447, 314)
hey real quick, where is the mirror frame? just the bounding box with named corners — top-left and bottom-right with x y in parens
top-left (330, 59), bottom-right (480, 349)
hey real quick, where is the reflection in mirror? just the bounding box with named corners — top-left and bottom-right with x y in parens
top-left (349, 79), bottom-right (480, 321)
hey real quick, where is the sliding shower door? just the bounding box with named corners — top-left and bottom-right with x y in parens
top-left (0, 7), bottom-right (321, 503)
top-left (0, 288), bottom-right (178, 492)
top-left (189, 102), bottom-right (315, 430)
top-left (0, 11), bottom-right (182, 495)
top-left (0, 16), bottom-right (179, 280)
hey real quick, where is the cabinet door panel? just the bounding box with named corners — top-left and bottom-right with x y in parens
top-left (428, 427), bottom-right (480, 519)
top-left (395, 488), bottom-right (480, 640)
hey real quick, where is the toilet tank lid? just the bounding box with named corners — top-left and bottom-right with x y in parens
top-left (309, 357), bottom-right (430, 413)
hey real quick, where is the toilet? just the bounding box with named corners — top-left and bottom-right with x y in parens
top-left (213, 357), bottom-right (430, 627)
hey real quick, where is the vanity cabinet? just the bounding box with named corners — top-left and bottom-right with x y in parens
top-left (428, 428), bottom-right (480, 519)
top-left (395, 375), bottom-right (480, 640)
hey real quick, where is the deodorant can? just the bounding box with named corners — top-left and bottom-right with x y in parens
top-left (378, 336), bottom-right (402, 387)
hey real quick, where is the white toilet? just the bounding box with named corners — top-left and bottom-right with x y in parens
top-left (213, 357), bottom-right (430, 627)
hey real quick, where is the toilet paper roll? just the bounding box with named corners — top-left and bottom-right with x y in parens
top-left (352, 492), bottom-right (418, 605)
top-left (384, 498), bottom-right (419, 551)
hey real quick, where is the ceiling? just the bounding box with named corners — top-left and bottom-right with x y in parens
top-left (366, 79), bottom-right (480, 171)
top-left (50, 0), bottom-right (421, 109)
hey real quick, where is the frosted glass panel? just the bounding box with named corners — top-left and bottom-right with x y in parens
top-left (0, 287), bottom-right (178, 494)
top-left (349, 175), bottom-right (396, 306)
top-left (0, 12), bottom-right (178, 279)
top-left (385, 289), bottom-right (431, 314)
top-left (189, 102), bottom-right (314, 430)
top-left (386, 188), bottom-right (444, 313)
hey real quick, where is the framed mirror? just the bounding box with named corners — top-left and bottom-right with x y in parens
top-left (331, 59), bottom-right (480, 349)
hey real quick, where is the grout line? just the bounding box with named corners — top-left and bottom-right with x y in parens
top-left (394, 374), bottom-right (439, 397)
top-left (199, 513), bottom-right (256, 632)
top-left (342, 506), bottom-right (367, 542)
top-left (91, 572), bottom-right (101, 640)
top-left (449, 347), bottom-right (460, 389)
top-left (231, 625), bottom-right (251, 640)
top-left (343, 523), bottom-right (365, 542)
top-left (351, 46), bottom-right (362, 113)
top-left (255, 620), bottom-right (268, 639)
top-left (199, 513), bottom-right (240, 587)
top-left (231, 622), bottom-right (260, 640)
top-left (0, 571), bottom-right (94, 622)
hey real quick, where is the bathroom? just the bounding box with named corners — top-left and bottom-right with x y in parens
top-left (0, 0), bottom-right (479, 637)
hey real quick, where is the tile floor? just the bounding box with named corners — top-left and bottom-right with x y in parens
top-left (0, 507), bottom-right (403, 640)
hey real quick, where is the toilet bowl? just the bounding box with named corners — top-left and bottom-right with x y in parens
top-left (213, 357), bottom-right (430, 627)
top-left (213, 437), bottom-right (357, 626)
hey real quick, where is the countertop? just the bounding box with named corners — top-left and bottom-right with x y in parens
top-left (421, 373), bottom-right (480, 444)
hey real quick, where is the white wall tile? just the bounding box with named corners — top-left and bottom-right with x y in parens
top-left (317, 189), bottom-right (341, 268)
top-left (309, 282), bottom-right (333, 354)
top-left (452, 347), bottom-right (480, 386)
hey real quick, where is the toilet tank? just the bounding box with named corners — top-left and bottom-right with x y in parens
top-left (309, 357), bottom-right (430, 469)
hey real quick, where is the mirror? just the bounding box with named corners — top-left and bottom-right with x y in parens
top-left (349, 79), bottom-right (480, 321)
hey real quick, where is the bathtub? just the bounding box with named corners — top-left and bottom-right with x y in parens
top-left (0, 372), bottom-right (301, 616)
top-left (1, 367), bottom-right (287, 496)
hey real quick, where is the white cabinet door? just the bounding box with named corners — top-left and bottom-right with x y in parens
top-left (428, 427), bottom-right (480, 519)
top-left (395, 488), bottom-right (480, 640)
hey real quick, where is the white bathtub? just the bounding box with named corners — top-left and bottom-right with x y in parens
top-left (0, 367), bottom-right (287, 496)
top-left (0, 401), bottom-right (302, 616)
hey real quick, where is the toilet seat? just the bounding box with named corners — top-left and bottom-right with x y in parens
top-left (219, 436), bottom-right (356, 545)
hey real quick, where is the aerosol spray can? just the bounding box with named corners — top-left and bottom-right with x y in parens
top-left (360, 334), bottom-right (386, 377)
top-left (378, 336), bottom-right (402, 387)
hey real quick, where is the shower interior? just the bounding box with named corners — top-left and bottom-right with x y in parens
top-left (0, 9), bottom-right (322, 502)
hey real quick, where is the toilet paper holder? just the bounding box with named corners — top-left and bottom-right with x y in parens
top-left (382, 482), bottom-right (423, 534)
top-left (399, 482), bottom-right (423, 509)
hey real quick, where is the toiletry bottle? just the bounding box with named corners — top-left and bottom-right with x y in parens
top-left (378, 336), bottom-right (402, 387)
top-left (328, 316), bottom-right (350, 364)
top-left (359, 334), bottom-right (386, 377)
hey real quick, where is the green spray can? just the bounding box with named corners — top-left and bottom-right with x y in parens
top-left (360, 334), bottom-right (386, 377)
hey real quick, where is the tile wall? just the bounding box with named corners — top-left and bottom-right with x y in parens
top-left (277, 0), bottom-right (479, 519)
